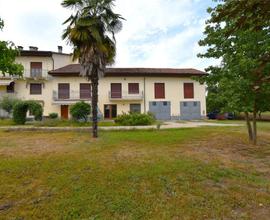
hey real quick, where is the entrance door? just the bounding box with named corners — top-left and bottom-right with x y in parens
top-left (61, 105), bottom-right (69, 119)
top-left (104, 105), bottom-right (117, 119)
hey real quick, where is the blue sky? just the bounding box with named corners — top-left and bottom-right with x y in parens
top-left (0, 0), bottom-right (217, 70)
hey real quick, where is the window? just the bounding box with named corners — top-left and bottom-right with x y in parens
top-left (111, 83), bottom-right (122, 98)
top-left (30, 83), bottom-right (42, 95)
top-left (6, 82), bottom-right (15, 93)
top-left (80, 83), bottom-right (91, 99)
top-left (30, 62), bottom-right (42, 78)
top-left (184, 83), bottom-right (194, 99)
top-left (152, 102), bottom-right (157, 106)
top-left (154, 83), bottom-right (165, 99)
top-left (130, 104), bottom-right (141, 113)
top-left (183, 102), bottom-right (187, 107)
top-left (193, 102), bottom-right (197, 107)
top-left (58, 83), bottom-right (70, 99)
top-left (163, 102), bottom-right (168, 106)
top-left (128, 83), bottom-right (139, 94)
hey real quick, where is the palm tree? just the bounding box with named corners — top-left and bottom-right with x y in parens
top-left (62, 0), bottom-right (123, 138)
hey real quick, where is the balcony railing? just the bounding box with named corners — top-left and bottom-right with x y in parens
top-left (109, 91), bottom-right (144, 101)
top-left (22, 69), bottom-right (50, 79)
top-left (53, 90), bottom-right (91, 102)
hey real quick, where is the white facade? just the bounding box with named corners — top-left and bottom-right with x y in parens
top-left (0, 49), bottom-right (207, 120)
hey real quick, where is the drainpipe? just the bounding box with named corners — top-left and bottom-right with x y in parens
top-left (144, 77), bottom-right (146, 113)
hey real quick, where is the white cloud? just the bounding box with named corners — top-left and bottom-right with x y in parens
top-left (0, 0), bottom-right (218, 70)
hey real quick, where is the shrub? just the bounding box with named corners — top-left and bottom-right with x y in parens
top-left (70, 101), bottom-right (91, 122)
top-left (48, 113), bottom-right (58, 119)
top-left (13, 101), bottom-right (28, 124)
top-left (0, 96), bottom-right (20, 114)
top-left (26, 100), bottom-right (43, 121)
top-left (13, 100), bottom-right (43, 125)
top-left (115, 112), bottom-right (155, 126)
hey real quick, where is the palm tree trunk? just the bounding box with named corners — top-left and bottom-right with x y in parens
top-left (91, 72), bottom-right (99, 138)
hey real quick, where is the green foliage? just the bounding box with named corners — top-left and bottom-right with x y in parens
top-left (0, 17), bottom-right (24, 76)
top-left (115, 112), bottom-right (155, 126)
top-left (48, 113), bottom-right (58, 119)
top-left (13, 101), bottom-right (43, 125)
top-left (198, 0), bottom-right (270, 143)
top-left (70, 101), bottom-right (91, 122)
top-left (26, 101), bottom-right (43, 121)
top-left (0, 96), bottom-right (20, 114)
top-left (13, 102), bottom-right (28, 125)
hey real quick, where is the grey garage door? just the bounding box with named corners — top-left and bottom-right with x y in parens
top-left (149, 101), bottom-right (171, 120)
top-left (180, 101), bottom-right (201, 120)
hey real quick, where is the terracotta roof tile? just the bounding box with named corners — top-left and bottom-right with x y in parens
top-left (48, 64), bottom-right (207, 77)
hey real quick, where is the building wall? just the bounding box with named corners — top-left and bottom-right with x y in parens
top-left (0, 54), bottom-right (207, 120)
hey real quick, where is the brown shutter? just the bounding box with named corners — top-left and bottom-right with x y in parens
top-left (30, 62), bottom-right (42, 77)
top-left (128, 83), bottom-right (139, 94)
top-left (111, 83), bottom-right (122, 98)
top-left (154, 83), bottom-right (165, 99)
top-left (58, 83), bottom-right (70, 99)
top-left (30, 83), bottom-right (42, 95)
top-left (80, 83), bottom-right (91, 99)
top-left (184, 83), bottom-right (194, 99)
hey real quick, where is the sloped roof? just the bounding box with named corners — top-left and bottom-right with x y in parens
top-left (48, 64), bottom-right (207, 77)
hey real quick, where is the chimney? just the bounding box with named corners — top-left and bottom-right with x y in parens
top-left (18, 46), bottom-right (24, 51)
top-left (58, 46), bottom-right (63, 53)
top-left (29, 46), bottom-right (38, 51)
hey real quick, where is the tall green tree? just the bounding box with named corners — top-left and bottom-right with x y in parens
top-left (199, 0), bottom-right (270, 145)
top-left (62, 0), bottom-right (123, 138)
top-left (0, 17), bottom-right (23, 76)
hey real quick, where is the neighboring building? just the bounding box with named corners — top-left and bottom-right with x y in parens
top-left (0, 47), bottom-right (207, 120)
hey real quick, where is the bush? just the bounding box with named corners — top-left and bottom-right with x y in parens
top-left (26, 100), bottom-right (43, 121)
top-left (13, 102), bottom-right (28, 125)
top-left (70, 101), bottom-right (91, 122)
top-left (13, 100), bottom-right (43, 125)
top-left (115, 112), bottom-right (155, 126)
top-left (48, 113), bottom-right (58, 119)
top-left (0, 96), bottom-right (20, 114)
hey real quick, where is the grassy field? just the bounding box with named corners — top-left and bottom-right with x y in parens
top-left (0, 123), bottom-right (270, 219)
top-left (0, 119), bottom-right (116, 127)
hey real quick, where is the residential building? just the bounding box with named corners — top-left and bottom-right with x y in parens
top-left (0, 47), bottom-right (207, 120)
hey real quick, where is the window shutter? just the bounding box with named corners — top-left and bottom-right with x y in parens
top-left (154, 83), bottom-right (165, 99)
top-left (80, 83), bottom-right (91, 99)
top-left (128, 83), bottom-right (139, 94)
top-left (111, 83), bottom-right (122, 98)
top-left (58, 83), bottom-right (70, 99)
top-left (184, 83), bottom-right (194, 99)
top-left (30, 83), bottom-right (42, 95)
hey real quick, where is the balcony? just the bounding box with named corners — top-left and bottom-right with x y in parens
top-left (22, 69), bottom-right (49, 79)
top-left (52, 90), bottom-right (91, 104)
top-left (109, 91), bottom-right (144, 101)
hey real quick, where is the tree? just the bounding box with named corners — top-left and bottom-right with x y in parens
top-left (198, 0), bottom-right (270, 145)
top-left (0, 95), bottom-right (20, 115)
top-left (62, 0), bottom-right (123, 138)
top-left (0, 17), bottom-right (24, 76)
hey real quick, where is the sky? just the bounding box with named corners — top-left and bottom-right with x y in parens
top-left (0, 0), bottom-right (217, 70)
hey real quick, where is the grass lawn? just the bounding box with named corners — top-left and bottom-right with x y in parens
top-left (0, 123), bottom-right (270, 219)
top-left (0, 119), bottom-right (117, 127)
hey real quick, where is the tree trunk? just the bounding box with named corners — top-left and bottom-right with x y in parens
top-left (245, 112), bottom-right (253, 142)
top-left (91, 72), bottom-right (99, 138)
top-left (252, 110), bottom-right (257, 145)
